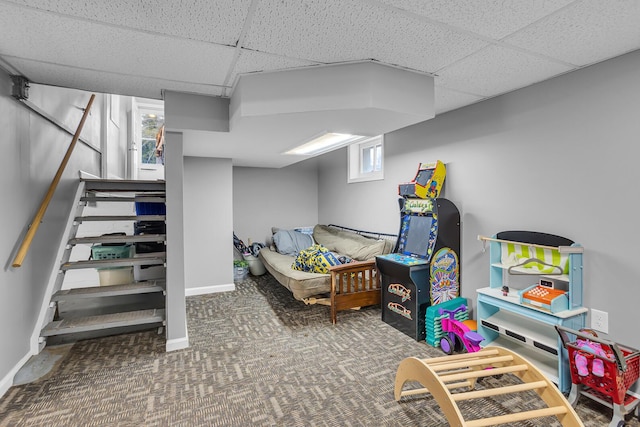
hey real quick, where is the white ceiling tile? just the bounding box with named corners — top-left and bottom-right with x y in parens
top-left (5, 0), bottom-right (252, 46)
top-left (229, 50), bottom-right (319, 88)
top-left (375, 0), bottom-right (575, 39)
top-left (437, 45), bottom-right (575, 97)
top-left (0, 4), bottom-right (236, 87)
top-left (434, 86), bottom-right (484, 114)
top-left (7, 58), bottom-right (225, 99)
top-left (505, 0), bottom-right (640, 66)
top-left (243, 0), bottom-right (488, 73)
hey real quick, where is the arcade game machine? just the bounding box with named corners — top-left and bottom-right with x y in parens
top-left (376, 161), bottom-right (461, 341)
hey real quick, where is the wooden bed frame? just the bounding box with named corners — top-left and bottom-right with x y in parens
top-left (328, 260), bottom-right (380, 324)
top-left (324, 225), bottom-right (396, 324)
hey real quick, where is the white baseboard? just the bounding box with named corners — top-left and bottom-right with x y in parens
top-left (185, 283), bottom-right (235, 296)
top-left (166, 336), bottom-right (189, 352)
top-left (0, 350), bottom-right (33, 399)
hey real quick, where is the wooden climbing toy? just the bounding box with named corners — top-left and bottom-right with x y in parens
top-left (394, 346), bottom-right (584, 426)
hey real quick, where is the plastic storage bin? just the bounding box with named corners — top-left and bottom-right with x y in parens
top-left (134, 221), bottom-right (166, 234)
top-left (135, 202), bottom-right (166, 215)
top-left (242, 254), bottom-right (266, 276)
top-left (134, 221), bottom-right (166, 253)
top-left (91, 244), bottom-right (133, 286)
top-left (134, 264), bottom-right (165, 281)
top-left (91, 244), bottom-right (132, 260)
top-left (98, 267), bottom-right (134, 286)
top-left (134, 241), bottom-right (165, 254)
top-left (233, 266), bottom-right (249, 282)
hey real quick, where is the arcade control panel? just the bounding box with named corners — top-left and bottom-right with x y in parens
top-left (377, 253), bottom-right (428, 266)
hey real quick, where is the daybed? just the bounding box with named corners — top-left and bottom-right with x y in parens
top-left (258, 224), bottom-right (396, 323)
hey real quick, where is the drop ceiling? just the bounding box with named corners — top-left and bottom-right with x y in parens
top-left (1, 0), bottom-right (639, 167)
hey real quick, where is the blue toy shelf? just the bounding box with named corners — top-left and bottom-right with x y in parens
top-left (476, 232), bottom-right (587, 394)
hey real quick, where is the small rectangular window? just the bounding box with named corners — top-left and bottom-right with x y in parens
top-left (348, 135), bottom-right (384, 183)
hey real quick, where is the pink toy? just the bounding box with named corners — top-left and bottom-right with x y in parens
top-left (575, 329), bottom-right (610, 377)
top-left (438, 305), bottom-right (484, 355)
top-left (557, 325), bottom-right (640, 427)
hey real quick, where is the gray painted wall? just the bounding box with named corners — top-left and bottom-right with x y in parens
top-left (233, 163), bottom-right (319, 248)
top-left (184, 156), bottom-right (233, 290)
top-left (317, 49), bottom-right (640, 348)
top-left (0, 72), bottom-right (103, 392)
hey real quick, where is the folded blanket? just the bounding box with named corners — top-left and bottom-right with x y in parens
top-left (292, 244), bottom-right (341, 274)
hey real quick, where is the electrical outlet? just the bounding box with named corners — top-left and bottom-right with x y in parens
top-left (591, 309), bottom-right (609, 333)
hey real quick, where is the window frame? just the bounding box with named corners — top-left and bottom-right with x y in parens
top-left (347, 135), bottom-right (384, 183)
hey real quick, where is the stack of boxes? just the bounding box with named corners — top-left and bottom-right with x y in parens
top-left (134, 201), bottom-right (166, 281)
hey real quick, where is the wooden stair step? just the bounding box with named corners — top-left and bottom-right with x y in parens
top-left (74, 215), bottom-right (166, 222)
top-left (69, 234), bottom-right (166, 245)
top-left (41, 309), bottom-right (165, 336)
top-left (62, 254), bottom-right (165, 271)
top-left (52, 281), bottom-right (165, 301)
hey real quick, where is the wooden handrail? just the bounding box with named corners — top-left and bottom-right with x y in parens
top-left (12, 94), bottom-right (96, 268)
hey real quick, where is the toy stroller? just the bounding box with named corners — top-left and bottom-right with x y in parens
top-left (556, 325), bottom-right (640, 427)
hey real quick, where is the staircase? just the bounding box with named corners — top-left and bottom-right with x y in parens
top-left (38, 178), bottom-right (167, 346)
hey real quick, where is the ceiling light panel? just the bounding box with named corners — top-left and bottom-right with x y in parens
top-left (437, 45), bottom-right (574, 97)
top-left (285, 133), bottom-right (369, 156)
top-left (376, 0), bottom-right (575, 40)
top-left (504, 0), bottom-right (640, 67)
top-left (5, 0), bottom-right (252, 45)
top-left (0, 4), bottom-right (236, 85)
top-left (243, 0), bottom-right (488, 72)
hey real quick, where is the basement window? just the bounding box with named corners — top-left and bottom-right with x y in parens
top-left (348, 135), bottom-right (384, 183)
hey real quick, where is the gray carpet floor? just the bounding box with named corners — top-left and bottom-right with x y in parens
top-left (0, 273), bottom-right (636, 426)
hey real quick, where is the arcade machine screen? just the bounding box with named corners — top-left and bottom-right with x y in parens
top-left (414, 168), bottom-right (434, 187)
top-left (403, 215), bottom-right (434, 258)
